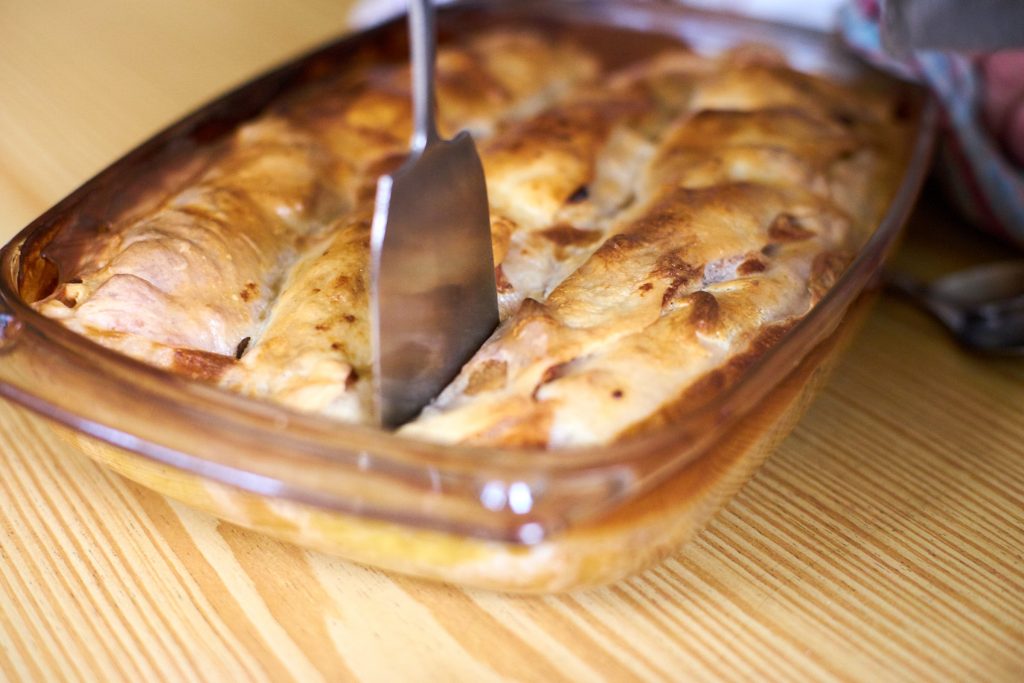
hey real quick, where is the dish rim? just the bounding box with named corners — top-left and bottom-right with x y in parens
top-left (0, 0), bottom-right (937, 543)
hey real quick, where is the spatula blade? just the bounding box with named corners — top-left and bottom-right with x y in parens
top-left (370, 131), bottom-right (498, 428)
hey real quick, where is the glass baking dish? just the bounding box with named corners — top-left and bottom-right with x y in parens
top-left (0, 0), bottom-right (935, 592)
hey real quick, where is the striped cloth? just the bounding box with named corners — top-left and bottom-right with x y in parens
top-left (839, 0), bottom-right (1024, 247)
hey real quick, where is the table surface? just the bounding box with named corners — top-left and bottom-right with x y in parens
top-left (1, 2), bottom-right (1022, 681)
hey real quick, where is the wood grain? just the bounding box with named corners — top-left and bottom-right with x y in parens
top-left (1, 1), bottom-right (1022, 680)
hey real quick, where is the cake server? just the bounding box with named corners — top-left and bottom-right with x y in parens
top-left (369, 0), bottom-right (499, 427)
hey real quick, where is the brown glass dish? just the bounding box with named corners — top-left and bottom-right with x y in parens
top-left (0, 0), bottom-right (935, 592)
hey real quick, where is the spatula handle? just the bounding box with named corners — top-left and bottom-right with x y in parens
top-left (409, 0), bottom-right (439, 152)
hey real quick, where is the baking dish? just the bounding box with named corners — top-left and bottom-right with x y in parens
top-left (0, 0), bottom-right (935, 592)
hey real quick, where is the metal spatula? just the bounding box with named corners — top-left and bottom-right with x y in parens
top-left (369, 0), bottom-right (499, 428)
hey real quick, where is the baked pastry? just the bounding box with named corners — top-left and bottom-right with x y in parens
top-left (35, 29), bottom-right (905, 447)
top-left (37, 31), bottom-right (597, 384)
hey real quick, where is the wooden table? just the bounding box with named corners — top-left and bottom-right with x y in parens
top-left (1, 2), bottom-right (1021, 680)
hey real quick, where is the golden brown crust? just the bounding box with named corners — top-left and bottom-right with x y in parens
top-left (211, 32), bottom-right (600, 422)
top-left (403, 182), bottom-right (829, 447)
top-left (36, 31), bottom-right (597, 395)
top-left (36, 117), bottom-right (328, 359)
top-left (484, 50), bottom-right (715, 317)
top-left (171, 348), bottom-right (237, 383)
top-left (616, 319), bottom-right (799, 440)
top-left (220, 213), bottom-right (372, 421)
top-left (37, 29), bottom-right (907, 446)
top-left (401, 52), bottom-right (905, 448)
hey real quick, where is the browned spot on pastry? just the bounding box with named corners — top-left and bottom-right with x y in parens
top-left (661, 282), bottom-right (686, 307)
top-left (494, 107), bottom-right (605, 150)
top-left (343, 314), bottom-right (356, 323)
top-left (618, 320), bottom-right (798, 440)
top-left (541, 361), bottom-right (571, 385)
top-left (768, 213), bottom-right (815, 242)
top-left (652, 251), bottom-right (698, 281)
top-left (464, 359), bottom-right (508, 396)
top-left (348, 272), bottom-right (368, 295)
top-left (611, 389), bottom-right (624, 399)
top-left (315, 323), bottom-right (329, 331)
top-left (532, 360), bottom-right (572, 399)
top-left (311, 287), bottom-right (321, 294)
top-left (171, 348), bottom-right (235, 382)
top-left (331, 342), bottom-right (342, 351)
top-left (464, 407), bottom-right (554, 450)
top-left (683, 370), bottom-right (727, 405)
top-left (494, 265), bottom-right (514, 294)
top-left (725, 321), bottom-right (796, 376)
top-left (809, 250), bottom-right (853, 303)
top-left (638, 282), bottom-right (653, 293)
top-left (437, 47), bottom-right (510, 104)
top-left (517, 297), bottom-right (547, 316)
top-left (234, 337), bottom-right (251, 359)
top-left (345, 368), bottom-right (359, 389)
top-left (737, 258), bottom-right (766, 275)
top-left (638, 202), bottom-right (686, 235)
top-left (540, 224), bottom-right (602, 248)
top-left (54, 289), bottom-right (77, 308)
top-left (239, 281), bottom-right (258, 302)
top-left (653, 252), bottom-right (700, 306)
top-left (468, 427), bottom-right (550, 450)
top-left (594, 232), bottom-right (642, 263)
top-left (687, 291), bottom-right (719, 331)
